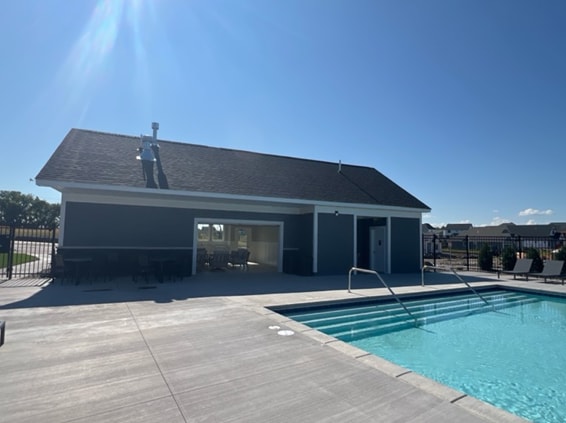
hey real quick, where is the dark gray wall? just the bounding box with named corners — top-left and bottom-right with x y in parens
top-left (64, 202), bottom-right (194, 247)
top-left (64, 202), bottom-right (420, 275)
top-left (64, 202), bottom-right (313, 252)
top-left (317, 213), bottom-right (354, 275)
top-left (390, 217), bottom-right (421, 272)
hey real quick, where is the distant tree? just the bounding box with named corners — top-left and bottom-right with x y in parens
top-left (478, 243), bottom-right (493, 271)
top-left (0, 191), bottom-right (60, 228)
top-left (525, 247), bottom-right (544, 273)
top-left (501, 246), bottom-right (517, 271)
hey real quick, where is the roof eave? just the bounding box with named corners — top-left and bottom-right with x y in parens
top-left (36, 179), bottom-right (430, 214)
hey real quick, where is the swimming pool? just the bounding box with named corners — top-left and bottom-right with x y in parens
top-left (279, 288), bottom-right (566, 423)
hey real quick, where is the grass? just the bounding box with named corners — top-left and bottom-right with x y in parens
top-left (0, 253), bottom-right (38, 269)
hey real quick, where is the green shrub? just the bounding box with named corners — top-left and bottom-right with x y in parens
top-left (478, 244), bottom-right (493, 271)
top-left (525, 248), bottom-right (544, 273)
top-left (501, 246), bottom-right (517, 271)
top-left (555, 246), bottom-right (566, 261)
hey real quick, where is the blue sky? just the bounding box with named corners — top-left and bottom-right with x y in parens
top-left (1, 0), bottom-right (564, 227)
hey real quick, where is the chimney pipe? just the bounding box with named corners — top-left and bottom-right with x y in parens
top-left (338, 160), bottom-right (342, 173)
top-left (152, 122), bottom-right (159, 140)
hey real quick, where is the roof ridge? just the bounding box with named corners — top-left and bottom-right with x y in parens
top-left (71, 128), bottom-right (374, 170)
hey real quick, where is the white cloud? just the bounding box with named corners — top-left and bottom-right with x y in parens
top-left (489, 217), bottom-right (511, 226)
top-left (518, 208), bottom-right (553, 217)
top-left (525, 219), bottom-right (537, 225)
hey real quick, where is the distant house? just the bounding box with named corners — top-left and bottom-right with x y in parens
top-left (36, 127), bottom-right (430, 276)
top-left (460, 223), bottom-right (564, 239)
top-left (442, 223), bottom-right (472, 237)
top-left (460, 223), bottom-right (566, 253)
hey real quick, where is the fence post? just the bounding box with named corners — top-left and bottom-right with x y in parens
top-left (50, 226), bottom-right (57, 276)
top-left (7, 225), bottom-right (15, 280)
top-left (432, 234), bottom-right (437, 268)
top-left (465, 235), bottom-right (469, 271)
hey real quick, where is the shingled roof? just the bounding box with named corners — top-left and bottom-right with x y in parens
top-left (36, 129), bottom-right (430, 210)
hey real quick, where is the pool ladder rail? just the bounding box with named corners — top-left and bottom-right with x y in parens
top-left (421, 264), bottom-right (495, 311)
top-left (347, 267), bottom-right (419, 327)
top-left (348, 266), bottom-right (495, 327)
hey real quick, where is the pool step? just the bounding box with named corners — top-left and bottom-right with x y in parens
top-left (288, 290), bottom-right (517, 327)
top-left (285, 291), bottom-right (540, 341)
top-left (328, 295), bottom-right (537, 340)
top-left (336, 297), bottom-right (540, 341)
top-left (286, 290), bottom-right (512, 324)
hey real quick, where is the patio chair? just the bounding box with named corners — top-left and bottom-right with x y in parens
top-left (230, 249), bottom-right (250, 270)
top-left (210, 251), bottom-right (230, 271)
top-left (528, 260), bottom-right (565, 284)
top-left (196, 248), bottom-right (208, 271)
top-left (497, 258), bottom-right (532, 280)
top-left (133, 254), bottom-right (154, 283)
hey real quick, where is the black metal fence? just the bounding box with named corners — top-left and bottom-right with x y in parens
top-left (0, 226), bottom-right (58, 279)
top-left (2, 227), bottom-right (564, 279)
top-left (423, 234), bottom-right (565, 272)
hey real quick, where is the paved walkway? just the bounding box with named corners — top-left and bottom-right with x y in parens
top-left (2, 270), bottom-right (559, 422)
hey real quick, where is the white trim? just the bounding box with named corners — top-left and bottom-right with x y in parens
top-left (278, 224), bottom-right (284, 272)
top-left (62, 190), bottom-right (312, 215)
top-left (37, 179), bottom-right (431, 215)
top-left (313, 210), bottom-right (318, 274)
top-left (58, 195), bottom-right (68, 247)
top-left (353, 215), bottom-right (358, 268)
top-left (418, 215), bottom-right (423, 265)
top-left (315, 204), bottom-right (424, 219)
top-left (386, 217), bottom-right (391, 273)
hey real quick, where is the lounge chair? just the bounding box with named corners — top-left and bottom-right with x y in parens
top-left (497, 258), bottom-right (532, 280)
top-left (528, 260), bottom-right (565, 284)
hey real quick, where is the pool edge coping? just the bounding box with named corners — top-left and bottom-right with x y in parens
top-left (264, 282), bottom-right (547, 423)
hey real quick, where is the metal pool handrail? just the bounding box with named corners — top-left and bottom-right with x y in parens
top-left (421, 265), bottom-right (493, 309)
top-left (348, 267), bottom-right (418, 326)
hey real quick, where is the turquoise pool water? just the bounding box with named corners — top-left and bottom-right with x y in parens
top-left (281, 289), bottom-right (566, 423)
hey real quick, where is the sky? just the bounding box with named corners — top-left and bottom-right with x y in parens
top-left (1, 0), bottom-right (564, 228)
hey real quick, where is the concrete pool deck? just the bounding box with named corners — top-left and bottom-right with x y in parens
top-left (1, 270), bottom-right (561, 422)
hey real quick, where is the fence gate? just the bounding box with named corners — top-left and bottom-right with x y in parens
top-left (0, 226), bottom-right (57, 280)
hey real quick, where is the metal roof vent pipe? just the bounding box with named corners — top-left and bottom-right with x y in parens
top-left (150, 122), bottom-right (169, 190)
top-left (152, 122), bottom-right (159, 140)
top-left (338, 160), bottom-right (342, 173)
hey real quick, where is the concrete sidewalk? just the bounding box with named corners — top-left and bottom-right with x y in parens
top-left (0, 271), bottom-right (544, 422)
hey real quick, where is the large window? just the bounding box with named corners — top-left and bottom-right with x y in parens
top-left (197, 224), bottom-right (210, 241)
top-left (211, 224), bottom-right (225, 241)
top-left (198, 223), bottom-right (224, 242)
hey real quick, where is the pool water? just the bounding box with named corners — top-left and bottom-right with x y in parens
top-left (282, 289), bottom-right (566, 423)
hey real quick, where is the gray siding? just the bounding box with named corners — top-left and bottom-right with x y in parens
top-left (64, 202), bottom-right (194, 248)
top-left (64, 202), bottom-right (312, 251)
top-left (390, 217), bottom-right (421, 273)
top-left (317, 213), bottom-right (354, 275)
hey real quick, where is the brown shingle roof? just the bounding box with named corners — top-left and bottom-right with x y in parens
top-left (36, 129), bottom-right (430, 209)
